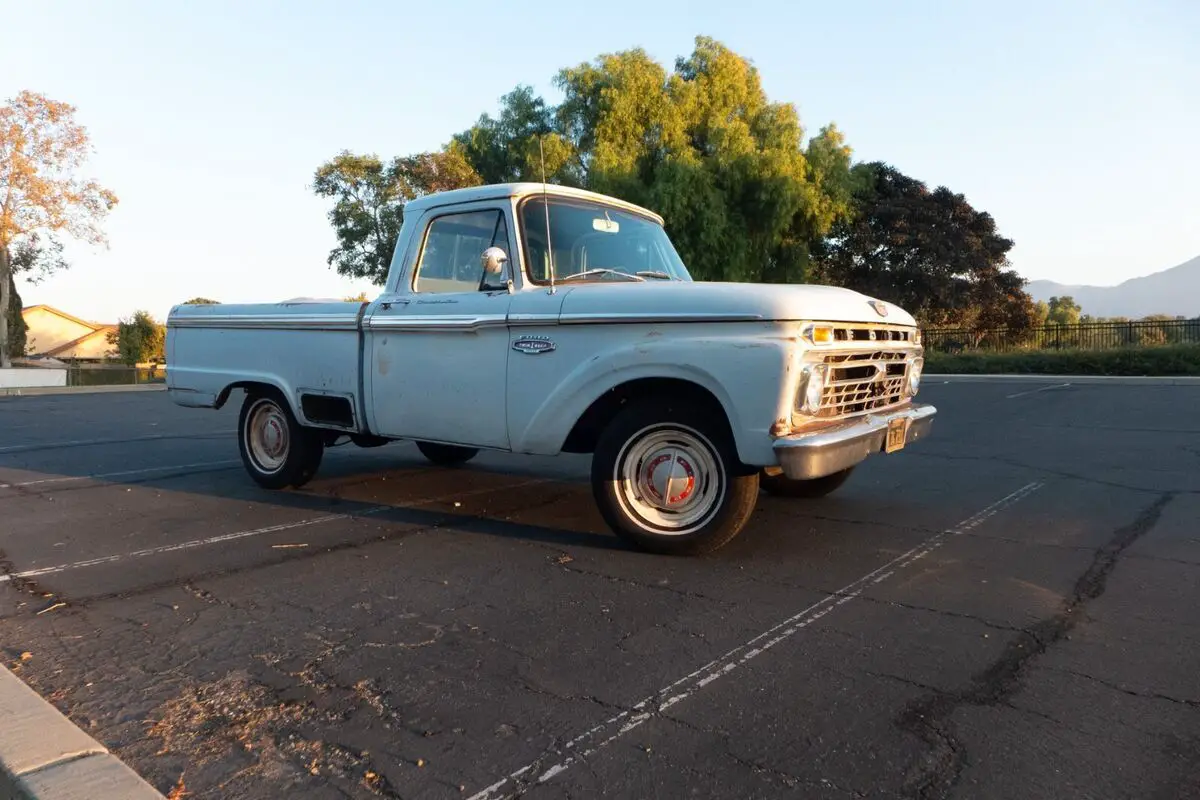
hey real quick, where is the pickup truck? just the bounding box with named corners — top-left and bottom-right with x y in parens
top-left (166, 183), bottom-right (936, 555)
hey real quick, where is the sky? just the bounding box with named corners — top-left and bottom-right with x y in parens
top-left (3, 0), bottom-right (1198, 324)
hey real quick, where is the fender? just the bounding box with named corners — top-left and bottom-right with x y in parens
top-left (510, 333), bottom-right (797, 465)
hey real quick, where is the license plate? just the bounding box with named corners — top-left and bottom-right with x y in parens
top-left (885, 417), bottom-right (910, 453)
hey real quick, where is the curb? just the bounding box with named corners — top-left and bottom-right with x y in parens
top-left (927, 374), bottom-right (1200, 386)
top-left (0, 384), bottom-right (166, 398)
top-left (0, 665), bottom-right (164, 799)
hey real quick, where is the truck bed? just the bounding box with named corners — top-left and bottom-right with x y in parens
top-left (166, 300), bottom-right (368, 431)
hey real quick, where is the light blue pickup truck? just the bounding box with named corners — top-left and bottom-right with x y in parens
top-left (167, 183), bottom-right (935, 554)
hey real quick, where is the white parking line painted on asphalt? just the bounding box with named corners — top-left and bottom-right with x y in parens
top-left (0, 459), bottom-right (242, 489)
top-left (0, 430), bottom-right (236, 454)
top-left (0, 478), bottom-right (548, 585)
top-left (467, 480), bottom-right (1046, 800)
top-left (1007, 383), bottom-right (1071, 399)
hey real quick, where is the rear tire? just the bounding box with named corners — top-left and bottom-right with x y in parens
top-left (416, 441), bottom-right (479, 467)
top-left (759, 466), bottom-right (854, 498)
top-left (591, 398), bottom-right (759, 555)
top-left (237, 388), bottom-right (324, 489)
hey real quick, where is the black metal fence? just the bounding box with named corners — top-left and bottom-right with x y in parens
top-left (66, 365), bottom-right (165, 386)
top-left (924, 319), bottom-right (1200, 353)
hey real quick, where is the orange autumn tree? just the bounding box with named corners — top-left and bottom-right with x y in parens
top-left (0, 90), bottom-right (117, 367)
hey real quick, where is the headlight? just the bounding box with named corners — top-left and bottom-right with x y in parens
top-left (906, 356), bottom-right (924, 396)
top-left (801, 364), bottom-right (827, 412)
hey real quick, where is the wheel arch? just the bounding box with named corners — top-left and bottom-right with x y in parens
top-left (561, 375), bottom-right (739, 459)
top-left (215, 379), bottom-right (291, 411)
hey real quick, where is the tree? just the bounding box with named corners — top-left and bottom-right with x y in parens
top-left (5, 275), bottom-right (24, 359)
top-left (0, 91), bottom-right (118, 367)
top-left (811, 162), bottom-right (1033, 331)
top-left (312, 147), bottom-right (482, 284)
top-left (315, 36), bottom-right (856, 286)
top-left (344, 291), bottom-right (369, 302)
top-left (107, 310), bottom-right (165, 365)
top-left (1046, 295), bottom-right (1081, 325)
top-left (182, 296), bottom-right (219, 304)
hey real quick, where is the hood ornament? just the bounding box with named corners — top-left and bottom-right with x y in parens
top-left (868, 299), bottom-right (889, 317)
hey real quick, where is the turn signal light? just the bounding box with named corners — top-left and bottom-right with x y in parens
top-left (803, 324), bottom-right (835, 345)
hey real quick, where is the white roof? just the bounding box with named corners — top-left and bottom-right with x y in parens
top-left (402, 182), bottom-right (664, 225)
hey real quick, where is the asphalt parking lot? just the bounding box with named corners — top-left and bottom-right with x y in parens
top-left (1, 382), bottom-right (1198, 799)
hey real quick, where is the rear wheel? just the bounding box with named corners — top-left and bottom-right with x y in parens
top-left (759, 466), bottom-right (854, 498)
top-left (416, 441), bottom-right (479, 467)
top-left (238, 388), bottom-right (324, 489)
top-left (591, 399), bottom-right (759, 555)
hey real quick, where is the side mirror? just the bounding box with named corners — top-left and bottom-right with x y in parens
top-left (481, 246), bottom-right (509, 275)
top-left (480, 246), bottom-right (514, 294)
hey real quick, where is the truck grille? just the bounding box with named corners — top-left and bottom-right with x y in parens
top-left (814, 351), bottom-right (910, 418)
top-left (832, 326), bottom-right (915, 343)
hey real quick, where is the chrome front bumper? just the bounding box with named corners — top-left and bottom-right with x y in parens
top-left (771, 403), bottom-right (937, 481)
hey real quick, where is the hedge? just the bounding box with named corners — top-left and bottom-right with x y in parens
top-left (925, 344), bottom-right (1200, 376)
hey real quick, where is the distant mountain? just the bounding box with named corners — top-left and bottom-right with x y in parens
top-left (1026, 254), bottom-right (1200, 319)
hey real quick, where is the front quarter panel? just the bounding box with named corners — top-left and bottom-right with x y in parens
top-left (507, 321), bottom-right (797, 466)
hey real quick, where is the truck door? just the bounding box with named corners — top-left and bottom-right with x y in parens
top-left (365, 203), bottom-right (514, 449)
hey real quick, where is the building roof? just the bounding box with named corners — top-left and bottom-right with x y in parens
top-left (402, 183), bottom-right (665, 225)
top-left (44, 326), bottom-right (116, 357)
top-left (21, 304), bottom-right (109, 331)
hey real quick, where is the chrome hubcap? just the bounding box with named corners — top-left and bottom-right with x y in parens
top-left (246, 399), bottom-right (289, 473)
top-left (616, 425), bottom-right (724, 535)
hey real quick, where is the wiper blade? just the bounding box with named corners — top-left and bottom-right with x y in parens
top-left (636, 271), bottom-right (673, 280)
top-left (557, 269), bottom-right (644, 282)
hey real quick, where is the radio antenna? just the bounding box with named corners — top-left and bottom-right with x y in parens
top-left (539, 135), bottom-right (556, 294)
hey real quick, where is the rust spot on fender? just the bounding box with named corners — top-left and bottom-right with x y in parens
top-left (770, 418), bottom-right (791, 437)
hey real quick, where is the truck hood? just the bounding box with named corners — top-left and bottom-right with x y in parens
top-left (555, 281), bottom-right (917, 327)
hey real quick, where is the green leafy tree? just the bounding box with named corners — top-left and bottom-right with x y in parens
top-left (811, 162), bottom-right (1033, 331)
top-left (0, 91), bottom-right (118, 368)
top-left (107, 310), bottom-right (165, 365)
top-left (313, 147), bottom-right (482, 284)
top-left (182, 296), bottom-right (219, 304)
top-left (5, 275), bottom-right (24, 359)
top-left (1046, 295), bottom-right (1081, 325)
top-left (315, 36), bottom-right (855, 286)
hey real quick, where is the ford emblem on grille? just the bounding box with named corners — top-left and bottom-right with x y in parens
top-left (868, 299), bottom-right (889, 317)
top-left (512, 336), bottom-right (556, 355)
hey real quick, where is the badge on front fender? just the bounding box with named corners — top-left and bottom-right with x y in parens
top-left (512, 336), bottom-right (556, 355)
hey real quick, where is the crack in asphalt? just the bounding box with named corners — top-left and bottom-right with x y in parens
top-left (1046, 665), bottom-right (1199, 708)
top-left (1124, 552), bottom-right (1200, 568)
top-left (555, 563), bottom-right (735, 607)
top-left (894, 492), bottom-right (1175, 799)
top-left (852, 594), bottom-right (1030, 636)
top-left (0, 517), bottom-right (446, 621)
top-left (911, 451), bottom-right (1198, 495)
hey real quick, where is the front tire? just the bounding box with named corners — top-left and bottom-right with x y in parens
top-left (238, 389), bottom-right (324, 490)
top-left (759, 466), bottom-right (854, 498)
top-left (416, 441), bottom-right (479, 467)
top-left (591, 399), bottom-right (759, 555)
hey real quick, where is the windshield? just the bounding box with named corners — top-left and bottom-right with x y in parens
top-left (518, 196), bottom-right (693, 284)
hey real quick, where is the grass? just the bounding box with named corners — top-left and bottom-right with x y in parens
top-left (925, 343), bottom-right (1200, 376)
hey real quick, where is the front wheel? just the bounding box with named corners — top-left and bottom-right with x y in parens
top-left (591, 399), bottom-right (759, 555)
top-left (759, 466), bottom-right (854, 498)
top-left (238, 389), bottom-right (324, 490)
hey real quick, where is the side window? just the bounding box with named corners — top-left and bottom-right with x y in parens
top-left (415, 209), bottom-right (511, 294)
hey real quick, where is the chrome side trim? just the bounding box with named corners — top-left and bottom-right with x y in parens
top-left (167, 315), bottom-right (360, 331)
top-left (558, 312), bottom-right (764, 325)
top-left (366, 314), bottom-right (509, 332)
